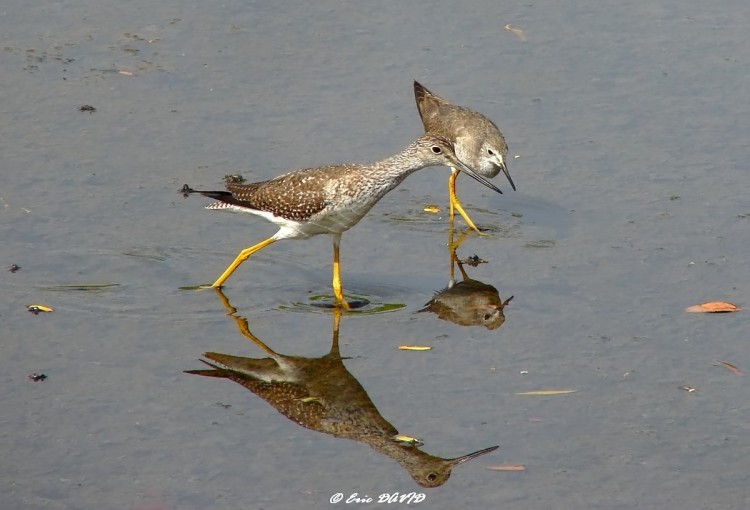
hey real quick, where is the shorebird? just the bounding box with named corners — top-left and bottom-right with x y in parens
top-left (183, 133), bottom-right (503, 309)
top-left (414, 81), bottom-right (516, 233)
top-left (186, 289), bottom-right (500, 487)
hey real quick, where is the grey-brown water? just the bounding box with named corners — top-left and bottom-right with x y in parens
top-left (2, 1), bottom-right (749, 509)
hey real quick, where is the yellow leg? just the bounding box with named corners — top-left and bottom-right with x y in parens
top-left (332, 235), bottom-right (350, 310)
top-left (211, 236), bottom-right (276, 288)
top-left (449, 169), bottom-right (484, 235)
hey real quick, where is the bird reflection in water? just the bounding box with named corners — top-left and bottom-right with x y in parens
top-left (419, 230), bottom-right (513, 329)
top-left (186, 289), bottom-right (499, 488)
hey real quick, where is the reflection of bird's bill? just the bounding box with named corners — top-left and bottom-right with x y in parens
top-left (450, 445), bottom-right (499, 465)
top-left (457, 162), bottom-right (505, 194)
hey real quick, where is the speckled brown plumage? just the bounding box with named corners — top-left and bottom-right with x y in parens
top-left (186, 296), bottom-right (499, 487)
top-left (183, 133), bottom-right (503, 300)
top-left (199, 133), bottom-right (482, 226)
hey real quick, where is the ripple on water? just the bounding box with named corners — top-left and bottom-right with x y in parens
top-left (277, 293), bottom-right (406, 315)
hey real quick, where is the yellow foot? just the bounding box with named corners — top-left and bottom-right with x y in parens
top-left (451, 198), bottom-right (485, 235)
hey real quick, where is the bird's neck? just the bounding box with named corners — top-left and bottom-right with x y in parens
top-left (369, 142), bottom-right (436, 194)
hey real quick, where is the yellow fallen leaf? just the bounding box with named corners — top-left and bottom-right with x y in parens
top-left (398, 345), bottom-right (432, 351)
top-left (487, 465), bottom-right (526, 471)
top-left (393, 434), bottom-right (423, 446)
top-left (685, 301), bottom-right (740, 313)
top-left (27, 304), bottom-right (54, 313)
top-left (516, 389), bottom-right (577, 395)
top-left (423, 205), bottom-right (441, 214)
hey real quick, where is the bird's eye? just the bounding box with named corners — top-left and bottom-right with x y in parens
top-left (483, 313), bottom-right (493, 321)
top-left (487, 148), bottom-right (495, 156)
top-left (431, 145), bottom-right (443, 154)
top-left (427, 473), bottom-right (438, 482)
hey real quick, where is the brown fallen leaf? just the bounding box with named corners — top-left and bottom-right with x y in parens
top-left (718, 361), bottom-right (743, 376)
top-left (398, 345), bottom-right (432, 351)
top-left (516, 389), bottom-right (577, 396)
top-left (487, 465), bottom-right (526, 471)
top-left (685, 301), bottom-right (741, 313)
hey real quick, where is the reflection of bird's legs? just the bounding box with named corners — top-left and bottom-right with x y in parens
top-left (447, 225), bottom-right (469, 287)
top-left (212, 287), bottom-right (277, 356)
top-left (330, 307), bottom-right (342, 355)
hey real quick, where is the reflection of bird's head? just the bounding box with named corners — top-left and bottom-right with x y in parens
top-left (420, 280), bottom-right (510, 330)
top-left (405, 445), bottom-right (500, 488)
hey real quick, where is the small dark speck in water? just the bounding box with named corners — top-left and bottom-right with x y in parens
top-left (179, 184), bottom-right (194, 198)
top-left (460, 255), bottom-right (487, 266)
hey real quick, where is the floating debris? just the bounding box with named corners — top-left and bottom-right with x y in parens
top-left (398, 345), bottom-right (432, 351)
top-left (685, 301), bottom-right (741, 313)
top-left (487, 465), bottom-right (526, 471)
top-left (516, 389), bottom-right (577, 396)
top-left (460, 254), bottom-right (487, 266)
top-left (7, 264), bottom-right (20, 273)
top-left (504, 24), bottom-right (527, 41)
top-left (224, 174), bottom-right (246, 184)
top-left (679, 385), bottom-right (696, 393)
top-left (423, 205), bottom-right (441, 214)
top-left (27, 304), bottom-right (53, 314)
top-left (43, 284), bottom-right (120, 292)
top-left (28, 373), bottom-right (47, 382)
top-left (77, 105), bottom-right (96, 113)
top-left (524, 239), bottom-right (556, 249)
top-left (180, 184), bottom-right (194, 198)
top-left (717, 361), bottom-right (742, 376)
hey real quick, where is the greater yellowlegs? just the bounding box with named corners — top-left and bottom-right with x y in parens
top-left (186, 290), bottom-right (500, 487)
top-left (183, 133), bottom-right (503, 309)
top-left (414, 81), bottom-right (516, 233)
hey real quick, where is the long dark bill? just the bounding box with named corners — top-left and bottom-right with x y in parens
top-left (455, 162), bottom-right (505, 194)
top-left (500, 163), bottom-right (517, 192)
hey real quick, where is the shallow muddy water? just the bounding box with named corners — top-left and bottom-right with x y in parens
top-left (2, 1), bottom-right (749, 509)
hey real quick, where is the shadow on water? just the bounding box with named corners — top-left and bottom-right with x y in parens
top-left (186, 288), bottom-right (499, 488)
top-left (418, 228), bottom-right (513, 329)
